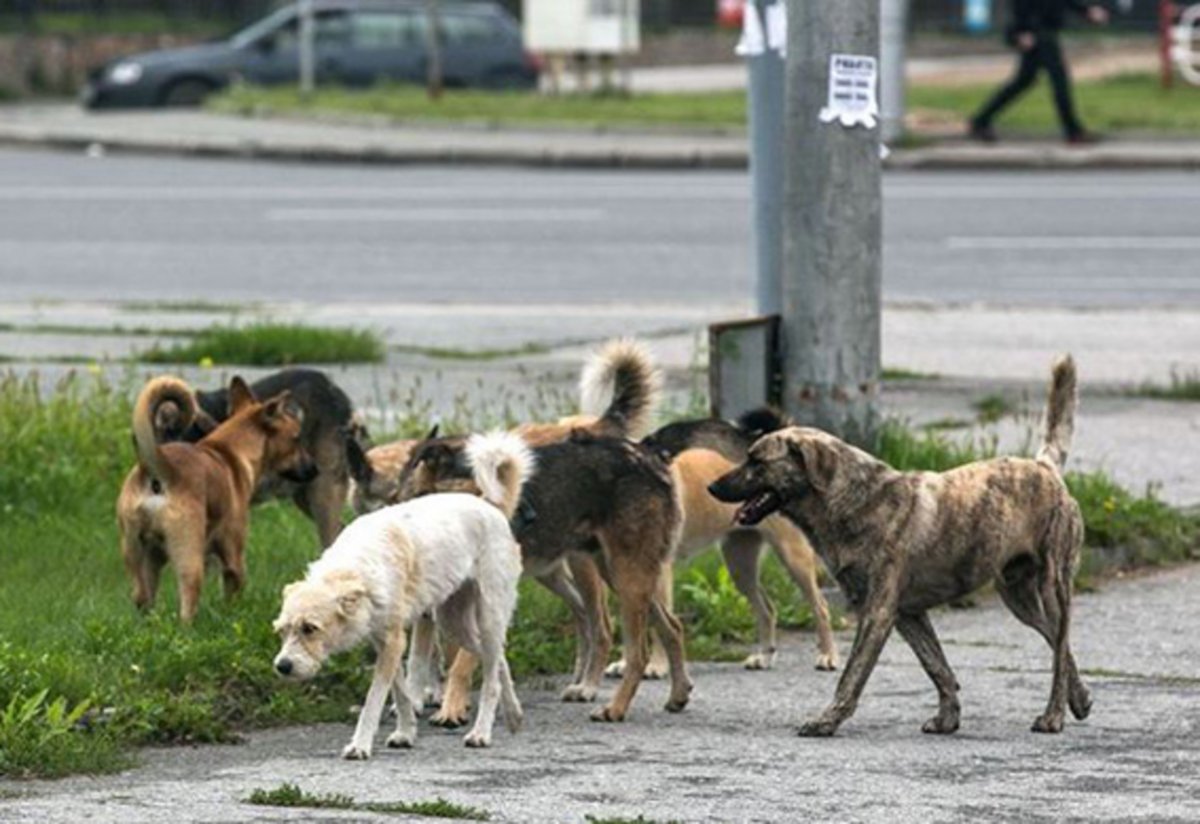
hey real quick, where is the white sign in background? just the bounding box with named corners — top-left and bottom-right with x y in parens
top-left (818, 53), bottom-right (880, 129)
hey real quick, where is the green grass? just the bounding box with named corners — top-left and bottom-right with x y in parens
top-left (910, 72), bottom-right (1200, 135)
top-left (392, 342), bottom-right (552, 361)
top-left (119, 300), bottom-right (257, 314)
top-left (210, 73), bottom-right (1200, 137)
top-left (0, 12), bottom-right (227, 37)
top-left (971, 392), bottom-right (1017, 424)
top-left (211, 83), bottom-right (748, 131)
top-left (882, 366), bottom-right (940, 381)
top-left (246, 783), bottom-right (490, 819)
top-left (1133, 369), bottom-right (1200, 402)
top-left (138, 323), bottom-right (386, 366)
top-left (0, 322), bottom-right (199, 339)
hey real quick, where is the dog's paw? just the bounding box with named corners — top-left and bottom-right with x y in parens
top-left (503, 707), bottom-right (524, 734)
top-left (1031, 713), bottom-right (1064, 734)
top-left (341, 744), bottom-right (372, 760)
top-left (921, 713), bottom-right (960, 735)
top-left (463, 731), bottom-right (491, 748)
top-left (590, 704), bottom-right (626, 723)
top-left (664, 695), bottom-right (689, 714)
top-left (386, 731), bottom-right (415, 749)
top-left (743, 652), bottom-right (775, 671)
top-left (643, 660), bottom-right (669, 680)
top-left (429, 708), bottom-right (470, 729)
top-left (604, 660), bottom-right (626, 679)
top-left (1069, 688), bottom-right (1093, 721)
top-left (797, 718), bottom-right (838, 738)
top-left (814, 651), bottom-right (839, 672)
top-left (560, 683), bottom-right (597, 703)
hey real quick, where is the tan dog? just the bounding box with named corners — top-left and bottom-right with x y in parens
top-left (117, 376), bottom-right (314, 622)
top-left (710, 357), bottom-right (1089, 736)
top-left (641, 447), bottom-right (838, 673)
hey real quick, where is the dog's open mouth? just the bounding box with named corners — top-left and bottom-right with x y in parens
top-left (734, 490), bottom-right (781, 526)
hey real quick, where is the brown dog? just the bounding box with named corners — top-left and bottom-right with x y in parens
top-left (117, 375), bottom-right (315, 622)
top-left (710, 357), bottom-right (1090, 736)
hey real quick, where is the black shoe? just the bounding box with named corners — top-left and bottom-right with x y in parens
top-left (1066, 130), bottom-right (1101, 146)
top-left (967, 121), bottom-right (998, 143)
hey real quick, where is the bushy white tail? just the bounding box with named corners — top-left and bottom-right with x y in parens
top-left (466, 431), bottom-right (536, 519)
top-left (579, 338), bottom-right (662, 440)
top-left (1037, 355), bottom-right (1077, 471)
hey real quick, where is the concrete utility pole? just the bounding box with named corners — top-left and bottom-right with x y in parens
top-left (744, 0), bottom-right (785, 315)
top-left (426, 0), bottom-right (445, 100)
top-left (781, 0), bottom-right (882, 445)
top-left (298, 0), bottom-right (315, 98)
top-left (879, 0), bottom-right (909, 142)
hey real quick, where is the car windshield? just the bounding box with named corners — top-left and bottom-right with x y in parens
top-left (228, 6), bottom-right (297, 49)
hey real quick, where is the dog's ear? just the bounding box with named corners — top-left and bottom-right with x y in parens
top-left (345, 437), bottom-right (374, 484)
top-left (337, 587), bottom-right (366, 618)
top-left (790, 436), bottom-right (837, 496)
top-left (228, 376), bottom-right (257, 415)
top-left (261, 391), bottom-right (300, 427)
top-left (425, 423), bottom-right (440, 440)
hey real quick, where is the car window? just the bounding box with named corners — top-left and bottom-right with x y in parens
top-left (265, 10), bottom-right (351, 51)
top-left (351, 11), bottom-right (428, 48)
top-left (440, 12), bottom-right (504, 45)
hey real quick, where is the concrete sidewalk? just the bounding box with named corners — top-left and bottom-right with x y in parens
top-left (4, 104), bottom-right (1200, 170)
top-left (5, 563), bottom-right (1200, 823)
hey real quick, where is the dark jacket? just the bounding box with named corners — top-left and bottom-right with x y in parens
top-left (1011, 0), bottom-right (1093, 33)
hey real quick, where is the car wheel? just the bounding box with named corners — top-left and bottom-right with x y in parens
top-left (160, 79), bottom-right (214, 107)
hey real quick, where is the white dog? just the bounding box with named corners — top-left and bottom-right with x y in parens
top-left (273, 431), bottom-right (533, 758)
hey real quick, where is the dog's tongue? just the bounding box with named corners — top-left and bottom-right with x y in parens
top-left (733, 499), bottom-right (758, 526)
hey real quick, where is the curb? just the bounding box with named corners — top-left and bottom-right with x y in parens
top-left (3, 124), bottom-right (1200, 170)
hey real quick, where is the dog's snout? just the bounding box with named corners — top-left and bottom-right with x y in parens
top-left (275, 658), bottom-right (293, 676)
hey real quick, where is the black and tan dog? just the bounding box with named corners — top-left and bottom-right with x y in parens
top-left (710, 357), bottom-right (1090, 736)
top-left (118, 376), bottom-right (316, 622)
top-left (603, 409), bottom-right (838, 676)
top-left (399, 429), bottom-right (691, 724)
top-left (154, 368), bottom-right (358, 547)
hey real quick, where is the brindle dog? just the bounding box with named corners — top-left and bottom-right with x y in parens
top-left (710, 357), bottom-right (1090, 736)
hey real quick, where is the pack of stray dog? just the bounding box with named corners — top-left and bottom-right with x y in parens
top-left (116, 338), bottom-right (1091, 757)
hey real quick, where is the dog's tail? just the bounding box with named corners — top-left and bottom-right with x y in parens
top-left (466, 431), bottom-right (536, 520)
top-left (1036, 355), bottom-right (1077, 471)
top-left (579, 338), bottom-right (663, 440)
top-left (736, 407), bottom-right (791, 442)
top-left (133, 376), bottom-right (194, 481)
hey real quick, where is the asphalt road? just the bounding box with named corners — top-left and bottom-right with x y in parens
top-left (4, 564), bottom-right (1200, 823)
top-left (2, 148), bottom-right (1200, 308)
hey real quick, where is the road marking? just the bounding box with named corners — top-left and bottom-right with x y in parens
top-left (889, 186), bottom-right (1200, 200)
top-left (264, 207), bottom-right (605, 223)
top-left (947, 236), bottom-right (1200, 251)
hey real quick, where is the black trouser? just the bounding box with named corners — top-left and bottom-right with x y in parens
top-left (972, 30), bottom-right (1084, 138)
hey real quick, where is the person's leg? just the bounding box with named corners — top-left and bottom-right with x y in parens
top-left (1039, 33), bottom-right (1086, 138)
top-left (971, 45), bottom-right (1041, 131)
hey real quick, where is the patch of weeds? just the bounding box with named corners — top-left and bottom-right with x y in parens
top-left (875, 419), bottom-right (996, 472)
top-left (1133, 368), bottom-right (1200, 402)
top-left (0, 690), bottom-right (129, 778)
top-left (392, 342), bottom-right (551, 361)
top-left (246, 783), bottom-right (490, 819)
top-left (882, 366), bottom-right (939, 381)
top-left (971, 393), bottom-right (1017, 424)
top-left (0, 322), bottom-right (200, 339)
top-left (139, 323), bottom-right (386, 366)
top-left (921, 417), bottom-right (973, 431)
top-left (119, 299), bottom-right (256, 314)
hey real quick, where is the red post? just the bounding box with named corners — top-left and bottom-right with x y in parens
top-left (1161, 0), bottom-right (1175, 90)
